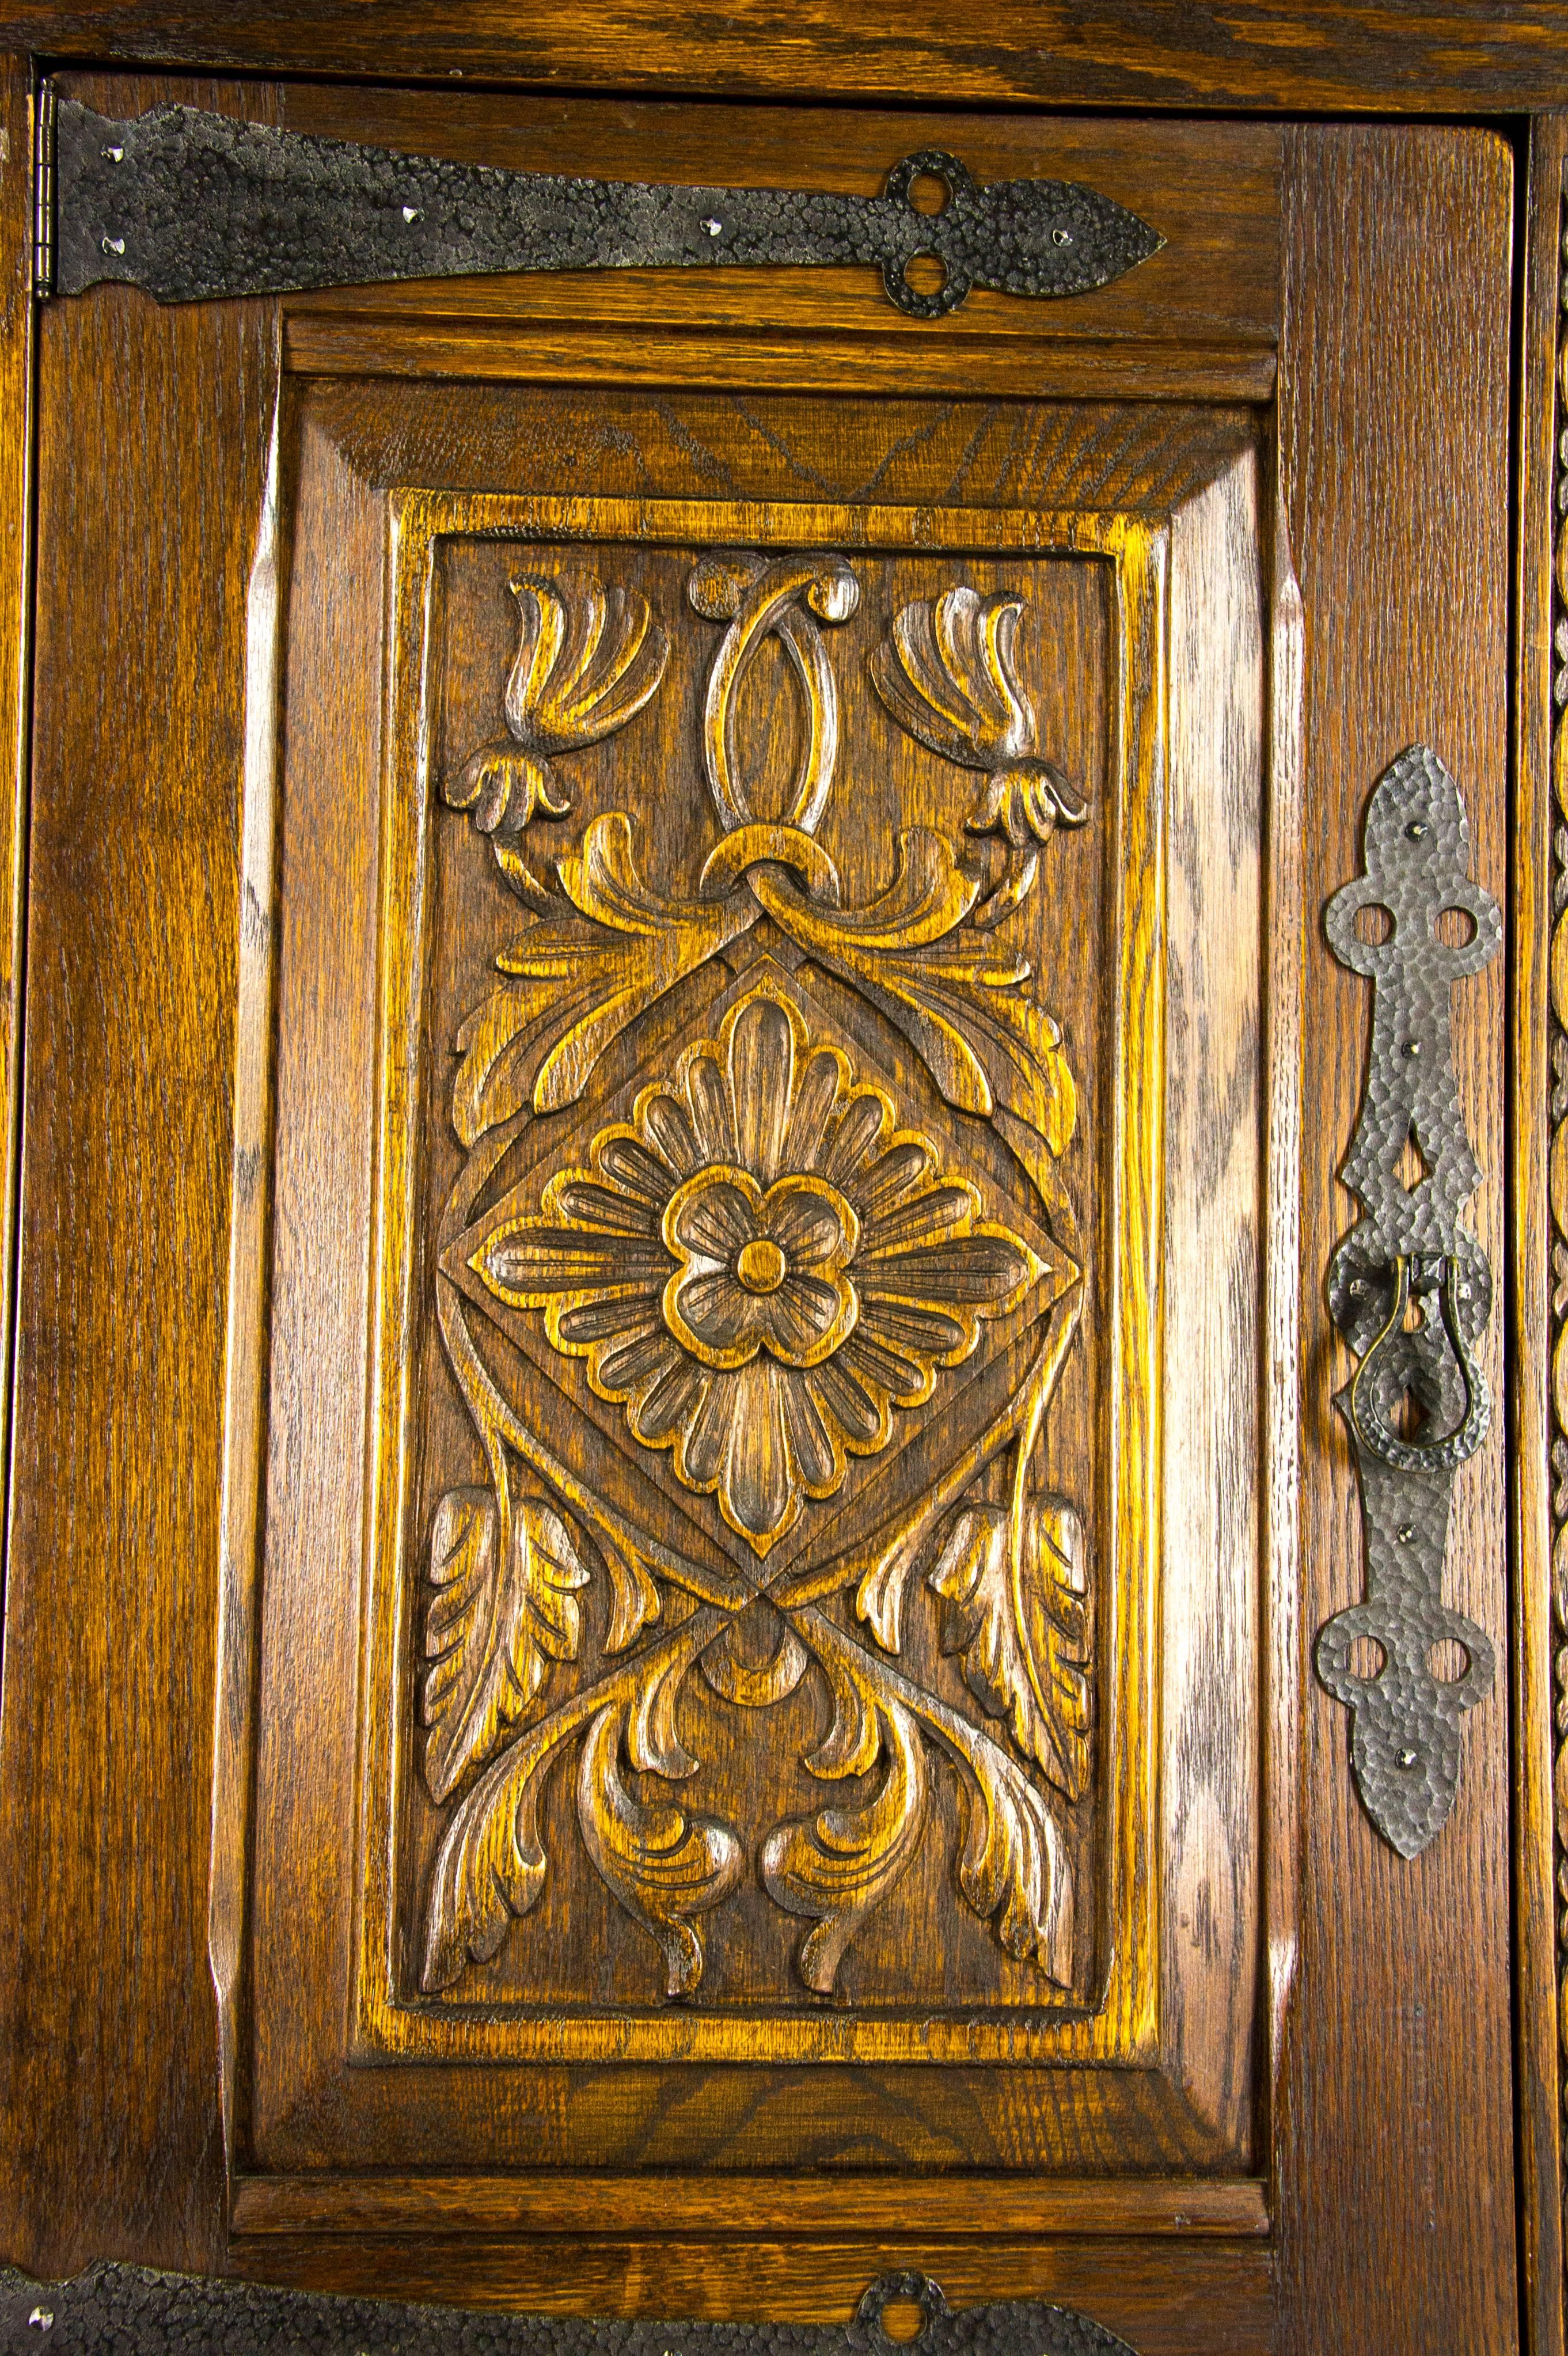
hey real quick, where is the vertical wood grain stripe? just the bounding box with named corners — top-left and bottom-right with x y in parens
top-left (0, 58), bottom-right (35, 1671)
top-left (1518, 111), bottom-right (1568, 2356)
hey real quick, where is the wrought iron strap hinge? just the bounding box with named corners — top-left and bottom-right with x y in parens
top-left (0, 2266), bottom-right (1141, 2356)
top-left (35, 93), bottom-right (1162, 317)
top-left (1315, 743), bottom-right (1501, 1857)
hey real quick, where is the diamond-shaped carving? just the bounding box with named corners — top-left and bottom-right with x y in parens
top-left (453, 978), bottom-right (1075, 1560)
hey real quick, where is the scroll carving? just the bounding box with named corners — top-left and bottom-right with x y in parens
top-left (423, 555), bottom-right (1094, 2004)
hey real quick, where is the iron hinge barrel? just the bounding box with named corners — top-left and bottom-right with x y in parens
top-left (32, 78), bottom-right (54, 299)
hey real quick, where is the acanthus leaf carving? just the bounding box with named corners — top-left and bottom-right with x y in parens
top-left (420, 1608), bottom-right (738, 1995)
top-left (761, 1693), bottom-right (928, 1995)
top-left (745, 833), bottom-right (1079, 1189)
top-left (576, 1701), bottom-right (746, 1998)
top-left (421, 1477), bottom-right (591, 1804)
top-left (453, 813), bottom-right (755, 1144)
top-left (929, 1491), bottom-right (1094, 1803)
top-left (796, 1608), bottom-right (1075, 1987)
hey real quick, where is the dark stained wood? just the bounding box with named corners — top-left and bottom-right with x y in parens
top-left (1274, 123), bottom-right (1515, 2355)
top-left (6, 3), bottom-right (1568, 115)
top-left (1514, 110), bottom-right (1567, 2356)
top-left (0, 74), bottom-right (281, 2282)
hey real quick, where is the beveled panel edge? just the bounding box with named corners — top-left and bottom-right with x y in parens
top-left (227, 2172), bottom-right (1271, 2240)
top-left (350, 486), bottom-right (1164, 2069)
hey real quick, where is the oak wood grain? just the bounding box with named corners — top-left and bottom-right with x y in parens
top-left (241, 385), bottom-right (1262, 2215)
top-left (1274, 122), bottom-right (1516, 2355)
top-left (280, 318), bottom-right (1275, 407)
top-left (228, 2172), bottom-right (1270, 2239)
top-left (0, 49), bottom-right (1537, 2356)
top-left (269, 90), bottom-right (1282, 355)
top-left (9, 4), bottom-right (1568, 115)
top-left (0, 71), bottom-right (281, 2285)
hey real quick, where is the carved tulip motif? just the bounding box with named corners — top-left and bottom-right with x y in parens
top-left (869, 584), bottom-right (1088, 921)
top-left (443, 570), bottom-right (669, 889)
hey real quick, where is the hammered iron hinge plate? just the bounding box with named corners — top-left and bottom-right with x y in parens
top-left (0, 2265), bottom-right (1140, 2356)
top-left (33, 86), bottom-right (1162, 317)
top-left (1315, 743), bottom-right (1501, 1856)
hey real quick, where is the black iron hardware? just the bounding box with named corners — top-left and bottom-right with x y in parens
top-left (1315, 742), bottom-right (1501, 1858)
top-left (0, 2263), bottom-right (1139, 2355)
top-left (37, 92), bottom-right (1162, 318)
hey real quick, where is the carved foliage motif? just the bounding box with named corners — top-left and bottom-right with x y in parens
top-left (420, 549), bottom-right (1095, 2006)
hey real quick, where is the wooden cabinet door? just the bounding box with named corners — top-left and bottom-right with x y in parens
top-left (0, 70), bottom-right (1517, 2356)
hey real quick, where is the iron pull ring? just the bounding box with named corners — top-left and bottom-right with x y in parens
top-left (1346, 1251), bottom-right (1491, 1474)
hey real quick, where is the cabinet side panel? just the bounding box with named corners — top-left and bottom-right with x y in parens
top-left (1276, 123), bottom-right (1516, 2353)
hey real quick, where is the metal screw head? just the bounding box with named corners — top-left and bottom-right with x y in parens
top-left (1406, 820), bottom-right (1430, 839)
top-left (28, 2311), bottom-right (53, 2332)
top-left (401, 206), bottom-right (422, 223)
top-left (101, 144), bottom-right (123, 162)
top-left (1402, 1038), bottom-right (1422, 1057)
top-left (1396, 1748), bottom-right (1419, 1770)
top-left (701, 216), bottom-right (723, 236)
top-left (1398, 1524), bottom-right (1417, 1543)
top-left (100, 233), bottom-right (125, 256)
top-left (1052, 226), bottom-right (1073, 246)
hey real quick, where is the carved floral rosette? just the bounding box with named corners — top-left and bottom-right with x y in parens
top-left (417, 548), bottom-right (1096, 2006)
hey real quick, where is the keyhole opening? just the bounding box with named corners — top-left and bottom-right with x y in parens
top-left (1394, 1130), bottom-right (1430, 1193)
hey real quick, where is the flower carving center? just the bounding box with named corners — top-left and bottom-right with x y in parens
top-left (660, 1164), bottom-right (860, 1374)
top-left (736, 1238), bottom-right (787, 1294)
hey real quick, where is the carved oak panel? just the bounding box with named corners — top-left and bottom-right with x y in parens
top-left (350, 497), bottom-right (1159, 2065)
top-left (244, 388), bottom-right (1262, 2172)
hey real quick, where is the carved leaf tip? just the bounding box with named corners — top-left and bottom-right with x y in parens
top-left (421, 1481), bottom-right (590, 1803)
top-left (576, 1703), bottom-right (744, 1998)
top-left (929, 1493), bottom-right (1093, 1803)
top-left (761, 1697), bottom-right (928, 1995)
top-left (504, 572), bottom-right (670, 757)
